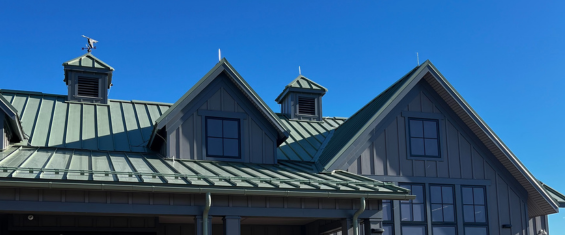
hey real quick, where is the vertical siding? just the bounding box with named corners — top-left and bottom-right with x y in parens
top-left (347, 89), bottom-right (531, 235)
top-left (172, 86), bottom-right (276, 164)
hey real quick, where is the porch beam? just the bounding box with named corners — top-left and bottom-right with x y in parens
top-left (0, 200), bottom-right (381, 218)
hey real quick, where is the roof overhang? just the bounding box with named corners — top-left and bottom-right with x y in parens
top-left (423, 62), bottom-right (559, 217)
top-left (149, 58), bottom-right (290, 148)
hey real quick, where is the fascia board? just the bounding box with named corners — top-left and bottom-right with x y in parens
top-left (221, 61), bottom-right (290, 138)
top-left (425, 62), bottom-right (559, 213)
top-left (0, 178), bottom-right (414, 200)
top-left (321, 63), bottom-right (431, 171)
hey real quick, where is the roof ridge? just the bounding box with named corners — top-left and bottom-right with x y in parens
top-left (1, 89), bottom-right (173, 106)
top-left (315, 64), bottom-right (422, 169)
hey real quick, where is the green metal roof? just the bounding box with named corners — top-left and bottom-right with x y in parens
top-left (0, 89), bottom-right (171, 152)
top-left (316, 65), bottom-right (421, 170)
top-left (277, 114), bottom-right (346, 162)
top-left (0, 89), bottom-right (347, 161)
top-left (0, 146), bottom-right (412, 199)
top-left (541, 182), bottom-right (565, 207)
top-left (275, 75), bottom-right (327, 103)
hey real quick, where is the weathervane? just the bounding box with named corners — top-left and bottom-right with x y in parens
top-left (81, 35), bottom-right (98, 53)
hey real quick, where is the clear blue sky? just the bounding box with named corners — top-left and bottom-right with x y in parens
top-left (1, 0), bottom-right (564, 232)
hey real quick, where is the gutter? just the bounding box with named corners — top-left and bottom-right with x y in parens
top-left (203, 192), bottom-right (211, 235)
top-left (0, 179), bottom-right (415, 200)
top-left (353, 197), bottom-right (365, 235)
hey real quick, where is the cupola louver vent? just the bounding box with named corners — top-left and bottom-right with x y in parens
top-left (298, 96), bottom-right (316, 115)
top-left (77, 77), bottom-right (100, 98)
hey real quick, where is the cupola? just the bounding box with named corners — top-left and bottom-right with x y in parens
top-left (275, 75), bottom-right (327, 121)
top-left (62, 53), bottom-right (114, 104)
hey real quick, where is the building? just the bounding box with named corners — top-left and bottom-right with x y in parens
top-left (0, 52), bottom-right (563, 235)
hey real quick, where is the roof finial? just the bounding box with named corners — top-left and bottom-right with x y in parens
top-left (81, 35), bottom-right (98, 53)
top-left (416, 52), bottom-right (420, 66)
top-left (219, 49), bottom-right (221, 62)
top-left (299, 66), bottom-right (301, 75)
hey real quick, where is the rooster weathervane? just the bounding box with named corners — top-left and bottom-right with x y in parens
top-left (81, 35), bottom-right (98, 53)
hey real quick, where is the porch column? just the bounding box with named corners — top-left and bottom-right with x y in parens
top-left (194, 215), bottom-right (212, 235)
top-left (223, 216), bottom-right (241, 235)
top-left (341, 218), bottom-right (353, 235)
top-left (0, 214), bottom-right (7, 235)
top-left (363, 218), bottom-right (384, 235)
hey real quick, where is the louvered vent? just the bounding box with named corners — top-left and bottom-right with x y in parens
top-left (77, 77), bottom-right (100, 98)
top-left (298, 96), bottom-right (316, 115)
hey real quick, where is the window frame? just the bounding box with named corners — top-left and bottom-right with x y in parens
top-left (382, 199), bottom-right (394, 235)
top-left (295, 94), bottom-right (319, 117)
top-left (399, 183), bottom-right (427, 235)
top-left (204, 116), bottom-right (242, 159)
top-left (429, 184), bottom-right (457, 235)
top-left (461, 185), bottom-right (489, 235)
top-left (402, 111), bottom-right (446, 161)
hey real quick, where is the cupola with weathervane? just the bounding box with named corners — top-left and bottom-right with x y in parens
top-left (62, 53), bottom-right (114, 104)
top-left (275, 75), bottom-right (327, 121)
top-left (63, 36), bottom-right (114, 104)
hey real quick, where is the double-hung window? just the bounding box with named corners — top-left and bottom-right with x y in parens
top-left (409, 118), bottom-right (440, 158)
top-left (430, 185), bottom-right (456, 235)
top-left (205, 117), bottom-right (240, 158)
top-left (462, 186), bottom-right (488, 235)
top-left (400, 183), bottom-right (426, 235)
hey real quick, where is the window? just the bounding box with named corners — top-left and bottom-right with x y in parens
top-left (382, 199), bottom-right (393, 235)
top-left (205, 117), bottom-right (240, 158)
top-left (77, 77), bottom-right (100, 98)
top-left (462, 186), bottom-right (488, 235)
top-left (430, 185), bottom-right (456, 235)
top-left (409, 118), bottom-right (439, 157)
top-left (297, 96), bottom-right (316, 115)
top-left (400, 184), bottom-right (426, 235)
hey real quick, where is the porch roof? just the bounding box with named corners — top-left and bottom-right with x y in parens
top-left (0, 146), bottom-right (413, 199)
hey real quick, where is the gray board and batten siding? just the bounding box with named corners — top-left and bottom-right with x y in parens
top-left (164, 73), bottom-right (279, 164)
top-left (344, 79), bottom-right (540, 235)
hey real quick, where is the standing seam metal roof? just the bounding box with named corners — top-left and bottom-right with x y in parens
top-left (0, 146), bottom-right (411, 198)
top-left (0, 90), bottom-right (171, 153)
top-left (316, 66), bottom-right (420, 168)
top-left (277, 114), bottom-right (346, 162)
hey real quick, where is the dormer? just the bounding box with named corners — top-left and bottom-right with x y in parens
top-left (63, 53), bottom-right (114, 104)
top-left (0, 95), bottom-right (25, 150)
top-left (275, 75), bottom-right (327, 121)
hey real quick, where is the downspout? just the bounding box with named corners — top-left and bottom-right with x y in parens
top-left (203, 192), bottom-right (211, 235)
top-left (353, 197), bottom-right (366, 235)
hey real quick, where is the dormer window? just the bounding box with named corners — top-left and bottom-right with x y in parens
top-left (77, 77), bottom-right (100, 98)
top-left (206, 117), bottom-right (241, 158)
top-left (298, 96), bottom-right (316, 115)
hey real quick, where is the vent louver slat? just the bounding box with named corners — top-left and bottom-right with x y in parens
top-left (298, 96), bottom-right (316, 115)
top-left (77, 77), bottom-right (100, 98)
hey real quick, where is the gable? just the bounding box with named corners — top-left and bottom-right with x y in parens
top-left (316, 61), bottom-right (559, 217)
top-left (151, 59), bottom-right (289, 148)
top-left (162, 72), bottom-right (280, 164)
